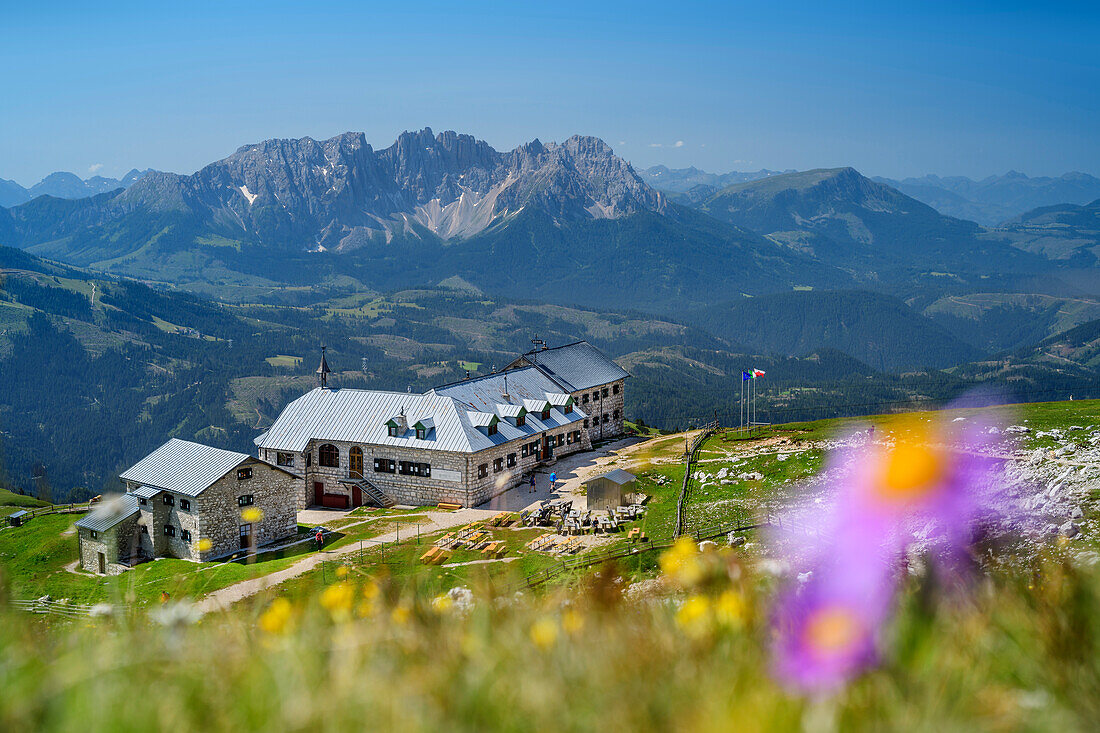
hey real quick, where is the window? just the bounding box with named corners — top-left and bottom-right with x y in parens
top-left (613, 384), bottom-right (620, 395)
top-left (319, 444), bottom-right (339, 468)
top-left (591, 391), bottom-right (599, 402)
top-left (487, 422), bottom-right (498, 436)
top-left (584, 419), bottom-right (590, 429)
top-left (507, 453), bottom-right (517, 468)
top-left (602, 387), bottom-right (609, 398)
top-left (276, 452), bottom-right (294, 467)
top-left (582, 393), bottom-right (589, 404)
top-left (516, 413), bottom-right (525, 427)
top-left (374, 458), bottom-right (396, 474)
top-left (181, 529), bottom-right (192, 542)
top-left (573, 430), bottom-right (582, 443)
top-left (521, 443), bottom-right (529, 458)
top-left (388, 425), bottom-right (399, 437)
top-left (179, 498), bottom-right (191, 511)
top-left (528, 441), bottom-right (540, 457)
top-left (399, 461), bottom-right (431, 477)
top-left (494, 457), bottom-right (504, 473)
top-left (164, 525), bottom-right (176, 537)
top-left (613, 409), bottom-right (620, 420)
top-left (238, 495), bottom-right (254, 507)
top-left (566, 432), bottom-right (574, 445)
top-left (306, 452), bottom-right (312, 467)
top-left (564, 403), bottom-right (573, 414)
top-left (541, 407), bottom-right (551, 420)
top-left (140, 525), bottom-right (148, 534)
top-left (478, 463), bottom-right (488, 479)
top-left (415, 427), bottom-right (426, 440)
top-left (163, 495), bottom-right (174, 506)
top-left (90, 530), bottom-right (99, 540)
top-left (556, 434), bottom-right (564, 447)
top-left (138, 497), bottom-right (147, 506)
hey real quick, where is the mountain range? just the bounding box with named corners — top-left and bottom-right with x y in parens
top-left (638, 165), bottom-right (794, 194)
top-left (0, 169), bottom-right (152, 208)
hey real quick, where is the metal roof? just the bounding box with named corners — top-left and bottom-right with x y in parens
top-left (519, 341), bottom-right (629, 392)
top-left (74, 494), bottom-right (140, 533)
top-left (8, 510), bottom-right (28, 519)
top-left (589, 468), bottom-right (637, 485)
top-left (119, 438), bottom-right (250, 497)
top-left (130, 485), bottom-right (162, 499)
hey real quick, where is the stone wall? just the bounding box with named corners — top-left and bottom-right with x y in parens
top-left (257, 448), bottom-right (308, 509)
top-left (77, 514), bottom-right (140, 575)
top-left (300, 423), bottom-right (591, 509)
top-left (574, 377), bottom-right (626, 442)
top-left (195, 459), bottom-right (300, 561)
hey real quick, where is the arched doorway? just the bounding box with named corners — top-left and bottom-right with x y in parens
top-left (349, 446), bottom-right (364, 479)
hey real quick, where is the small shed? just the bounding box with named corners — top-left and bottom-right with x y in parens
top-left (584, 469), bottom-right (636, 511)
top-left (7, 510), bottom-right (30, 527)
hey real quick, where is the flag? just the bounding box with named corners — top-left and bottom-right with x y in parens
top-left (753, 368), bottom-right (766, 377)
top-left (742, 371), bottom-right (752, 381)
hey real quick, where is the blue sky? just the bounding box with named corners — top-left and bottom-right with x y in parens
top-left (2, 1), bottom-right (1098, 184)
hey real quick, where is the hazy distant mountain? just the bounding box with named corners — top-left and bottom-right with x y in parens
top-left (991, 198), bottom-right (1100, 264)
top-left (0, 168), bottom-right (153, 207)
top-left (874, 171), bottom-right (1100, 226)
top-left (639, 165), bottom-right (793, 193)
top-left (685, 167), bottom-right (1044, 276)
top-left (0, 129), bottom-right (850, 312)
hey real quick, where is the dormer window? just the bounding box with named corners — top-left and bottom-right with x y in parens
top-left (516, 413), bottom-right (525, 427)
top-left (388, 425), bottom-right (398, 437)
top-left (487, 422), bottom-right (498, 436)
top-left (564, 403), bottom-right (573, 414)
top-left (541, 408), bottom-right (551, 421)
top-left (415, 427), bottom-right (426, 440)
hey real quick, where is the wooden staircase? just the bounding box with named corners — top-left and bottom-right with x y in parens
top-left (340, 477), bottom-right (396, 508)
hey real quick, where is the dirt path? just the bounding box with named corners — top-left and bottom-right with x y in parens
top-left (195, 508), bottom-right (497, 614)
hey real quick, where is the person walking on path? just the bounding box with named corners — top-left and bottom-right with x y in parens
top-left (529, 474), bottom-right (536, 493)
top-left (315, 528), bottom-right (324, 551)
top-left (549, 471), bottom-right (557, 493)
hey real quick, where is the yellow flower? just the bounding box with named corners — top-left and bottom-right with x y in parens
top-left (241, 507), bottom-right (264, 523)
top-left (676, 594), bottom-right (711, 638)
top-left (714, 590), bottom-right (745, 629)
top-left (196, 538), bottom-right (213, 553)
top-left (335, 565), bottom-right (349, 579)
top-left (320, 582), bottom-right (354, 620)
top-left (431, 594), bottom-right (454, 614)
top-left (258, 598), bottom-right (292, 635)
top-left (529, 617), bottom-right (559, 650)
top-left (391, 604), bottom-right (411, 626)
top-left (362, 580), bottom-right (380, 600)
top-left (561, 608), bottom-right (585, 635)
top-left (659, 537), bottom-right (704, 587)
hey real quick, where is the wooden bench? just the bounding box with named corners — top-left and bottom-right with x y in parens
top-left (437, 502), bottom-right (462, 511)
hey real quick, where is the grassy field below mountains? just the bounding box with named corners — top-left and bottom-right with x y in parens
top-left (3, 399), bottom-right (1100, 729)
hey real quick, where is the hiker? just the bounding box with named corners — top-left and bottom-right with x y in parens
top-left (529, 474), bottom-right (536, 493)
top-left (315, 528), bottom-right (324, 551)
top-left (549, 472), bottom-right (557, 493)
top-left (160, 591), bottom-right (170, 605)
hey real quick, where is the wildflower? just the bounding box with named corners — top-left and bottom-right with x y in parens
top-left (561, 608), bottom-right (585, 635)
top-left (335, 565), bottom-right (349, 579)
top-left (196, 538), bottom-right (213, 553)
top-left (320, 582), bottom-right (354, 620)
top-left (258, 598), bottom-right (292, 635)
top-left (676, 594), bottom-right (711, 639)
top-left (659, 537), bottom-right (705, 587)
top-left (431, 594), bottom-right (454, 614)
top-left (772, 577), bottom-right (884, 693)
top-left (241, 507), bottom-right (264, 523)
top-left (714, 590), bottom-right (745, 629)
top-left (391, 604), bottom-right (411, 626)
top-left (362, 579), bottom-right (381, 600)
top-left (529, 616), bottom-right (559, 650)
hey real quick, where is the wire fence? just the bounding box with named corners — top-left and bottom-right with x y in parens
top-left (10, 597), bottom-right (125, 618)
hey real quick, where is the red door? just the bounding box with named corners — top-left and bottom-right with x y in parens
top-left (313, 482), bottom-right (324, 506)
top-left (352, 485), bottom-right (362, 508)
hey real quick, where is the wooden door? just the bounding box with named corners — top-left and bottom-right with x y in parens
top-left (97, 552), bottom-right (106, 574)
top-left (349, 447), bottom-right (364, 479)
top-left (314, 481), bottom-right (324, 506)
top-left (352, 485), bottom-right (362, 508)
top-left (240, 523), bottom-right (252, 550)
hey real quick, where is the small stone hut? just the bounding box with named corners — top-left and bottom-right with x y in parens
top-left (584, 468), bottom-right (636, 511)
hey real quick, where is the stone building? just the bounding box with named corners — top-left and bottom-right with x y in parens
top-left (505, 340), bottom-right (630, 442)
top-left (75, 438), bottom-right (299, 573)
top-left (256, 363), bottom-right (593, 509)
